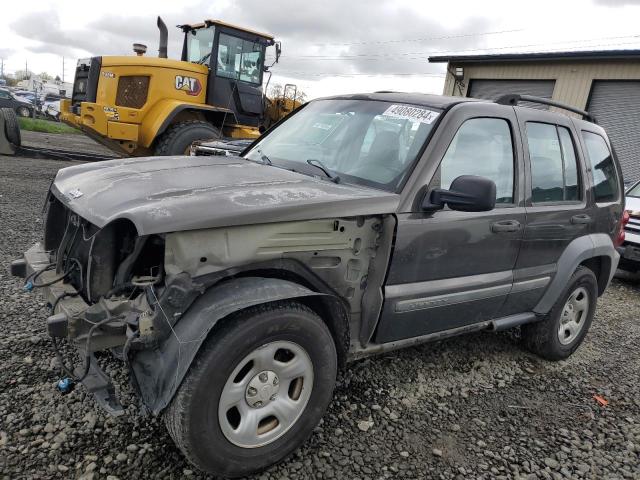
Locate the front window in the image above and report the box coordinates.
[432,118,514,204]
[245,99,440,191]
[186,26,215,65]
[216,33,265,85]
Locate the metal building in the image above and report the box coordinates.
[429,50,640,183]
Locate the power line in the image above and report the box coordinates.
[272,71,446,78]
[268,33,640,61]
[311,28,524,47]
[268,36,640,79]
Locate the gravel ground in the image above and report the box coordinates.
[1,155,639,480]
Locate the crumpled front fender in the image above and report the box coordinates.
[131,276,339,414]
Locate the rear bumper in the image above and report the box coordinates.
[12,243,126,416]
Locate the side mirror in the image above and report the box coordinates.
[423,175,496,212]
[275,41,282,63]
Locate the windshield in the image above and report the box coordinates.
[245,99,440,191]
[216,33,265,85]
[186,26,215,65]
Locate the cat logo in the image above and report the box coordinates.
[175,75,202,96]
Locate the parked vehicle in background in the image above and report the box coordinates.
[618,180,640,272]
[41,92,63,103]
[13,90,37,104]
[0,88,34,117]
[43,100,61,121]
[12,92,625,478]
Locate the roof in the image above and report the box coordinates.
[184,19,274,40]
[319,92,481,109]
[428,49,640,64]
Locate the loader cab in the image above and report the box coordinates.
[181,20,276,128]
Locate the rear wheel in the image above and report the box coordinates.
[164,301,337,478]
[522,266,597,360]
[154,120,220,156]
[1,108,21,147]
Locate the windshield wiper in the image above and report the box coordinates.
[197,52,211,65]
[306,159,340,183]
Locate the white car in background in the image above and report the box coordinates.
[618,180,640,273]
[43,100,61,121]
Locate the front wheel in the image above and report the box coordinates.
[522,266,597,360]
[154,120,220,155]
[16,106,31,118]
[164,301,338,478]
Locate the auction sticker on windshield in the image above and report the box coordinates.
[382,104,439,124]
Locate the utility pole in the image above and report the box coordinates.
[1,58,4,78]
[62,56,64,83]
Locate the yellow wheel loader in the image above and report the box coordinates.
[60,17,297,156]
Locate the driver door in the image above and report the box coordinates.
[374,108,526,343]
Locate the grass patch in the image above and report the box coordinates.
[17,117,80,135]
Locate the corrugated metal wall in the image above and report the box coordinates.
[443,60,640,111]
[588,81,640,182]
[467,79,555,109]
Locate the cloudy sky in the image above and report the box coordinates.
[2,0,640,98]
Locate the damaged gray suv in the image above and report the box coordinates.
[12,92,625,477]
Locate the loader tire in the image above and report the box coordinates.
[1,108,21,147]
[154,121,220,156]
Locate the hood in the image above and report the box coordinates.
[51,155,399,235]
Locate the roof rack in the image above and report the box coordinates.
[494,94,596,123]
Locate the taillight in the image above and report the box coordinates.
[615,210,630,246]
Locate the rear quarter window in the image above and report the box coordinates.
[582,131,619,203]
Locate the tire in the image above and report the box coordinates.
[164,301,338,478]
[154,120,220,156]
[522,266,598,360]
[1,108,21,147]
[16,106,31,118]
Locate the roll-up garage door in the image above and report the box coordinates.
[467,79,556,110]
[587,81,640,183]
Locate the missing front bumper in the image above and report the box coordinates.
[13,243,126,416]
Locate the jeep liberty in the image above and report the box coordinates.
[11,92,625,477]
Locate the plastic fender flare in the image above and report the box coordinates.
[130,276,343,414]
[533,233,620,314]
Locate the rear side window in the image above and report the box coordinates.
[435,118,514,204]
[582,131,619,202]
[526,122,581,203]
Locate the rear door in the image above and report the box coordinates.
[501,108,590,315]
[374,103,526,343]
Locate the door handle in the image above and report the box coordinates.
[491,220,521,233]
[570,214,592,225]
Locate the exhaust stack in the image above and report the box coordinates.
[157,16,168,59]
